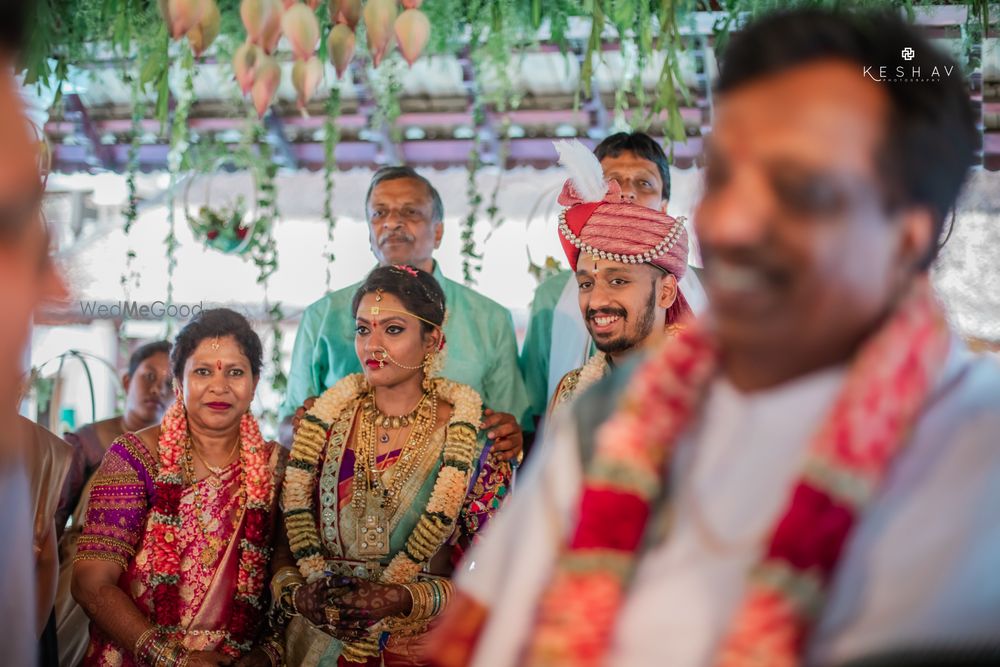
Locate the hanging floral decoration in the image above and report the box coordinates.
[461,75,485,286]
[21,0,991,152]
[164,46,196,337]
[183,148,263,257]
[323,88,342,290]
[246,120,287,432]
[187,194,258,254]
[116,77,144,409]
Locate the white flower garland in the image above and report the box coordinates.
[283,375,482,585]
[575,352,610,397]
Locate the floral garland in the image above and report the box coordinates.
[527,277,951,666]
[554,324,688,412]
[149,399,273,658]
[574,352,610,397]
[550,353,609,414]
[322,89,342,290]
[284,374,482,584]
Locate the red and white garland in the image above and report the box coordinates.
[527,277,950,666]
[149,400,273,658]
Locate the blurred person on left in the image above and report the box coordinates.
[15,406,72,666]
[72,309,286,667]
[0,9,71,666]
[54,340,172,667]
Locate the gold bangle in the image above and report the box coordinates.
[288,580,304,616]
[270,565,305,601]
[402,581,434,622]
[160,642,187,667]
[153,640,181,667]
[150,638,171,667]
[401,583,418,621]
[133,626,158,659]
[436,579,453,615]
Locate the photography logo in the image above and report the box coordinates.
[863,46,955,82]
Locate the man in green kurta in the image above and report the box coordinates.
[281,167,528,460]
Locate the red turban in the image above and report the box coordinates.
[557,178,692,322]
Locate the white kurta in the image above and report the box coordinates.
[458,339,1000,667]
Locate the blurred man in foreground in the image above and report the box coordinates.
[0,4,71,663]
[429,9,1000,667]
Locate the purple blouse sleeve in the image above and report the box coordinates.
[75,434,157,569]
[457,439,512,546]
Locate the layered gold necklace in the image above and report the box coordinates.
[352,387,438,559]
[182,437,244,568]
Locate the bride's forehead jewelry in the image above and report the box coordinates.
[368,306,441,330]
[368,292,441,331]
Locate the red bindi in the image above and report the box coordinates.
[216,360,222,371]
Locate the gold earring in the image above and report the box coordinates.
[421,353,434,392]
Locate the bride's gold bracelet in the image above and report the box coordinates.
[401,579,453,622]
[271,566,306,616]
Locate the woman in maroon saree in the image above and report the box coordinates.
[72,309,284,667]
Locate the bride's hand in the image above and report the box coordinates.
[323,576,413,640]
[293,577,347,627]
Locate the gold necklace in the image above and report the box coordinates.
[353,387,438,559]
[369,389,427,430]
[190,436,241,480]
[183,439,244,567]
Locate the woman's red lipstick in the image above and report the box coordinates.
[365,359,383,370]
[205,401,232,410]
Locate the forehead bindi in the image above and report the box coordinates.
[360,291,406,310]
[714,60,888,177]
[578,256,642,278]
[188,336,248,368]
[357,291,420,325]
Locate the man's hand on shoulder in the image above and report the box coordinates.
[481,409,523,463]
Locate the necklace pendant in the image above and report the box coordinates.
[357,503,389,558]
[379,431,390,444]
